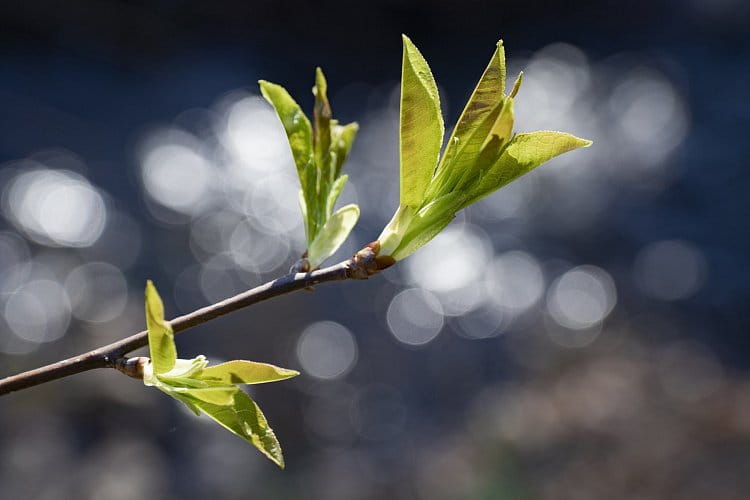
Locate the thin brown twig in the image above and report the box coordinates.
[0,245,385,396]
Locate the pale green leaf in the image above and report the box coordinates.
[482,97,514,150]
[178,386,239,406]
[472,131,592,202]
[190,391,285,468]
[509,71,523,98]
[159,383,239,406]
[298,188,308,234]
[399,34,444,207]
[325,175,348,217]
[377,205,415,257]
[170,391,202,416]
[313,67,332,172]
[259,80,314,194]
[424,98,506,201]
[391,215,455,262]
[331,122,358,179]
[158,356,208,380]
[145,281,176,375]
[437,40,506,175]
[197,360,299,385]
[390,192,465,260]
[307,204,360,269]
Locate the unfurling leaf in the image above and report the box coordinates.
[377,36,591,261]
[197,360,299,385]
[307,204,360,269]
[399,34,444,208]
[180,391,286,468]
[145,280,176,375]
[471,131,592,203]
[142,282,298,468]
[261,70,360,269]
[258,80,314,183]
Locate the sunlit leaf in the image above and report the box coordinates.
[169,385,239,406]
[425,98,506,200]
[325,175,348,217]
[391,192,465,261]
[436,40,506,178]
[158,356,208,380]
[378,205,416,257]
[483,97,514,150]
[471,130,592,202]
[190,391,286,468]
[197,360,299,385]
[331,122,358,179]
[145,281,176,375]
[259,79,316,236]
[307,204,360,269]
[313,67,332,173]
[399,34,444,207]
[259,80,314,180]
[377,38,592,263]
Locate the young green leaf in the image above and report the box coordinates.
[258,80,314,182]
[390,191,465,261]
[313,67,332,172]
[325,175,348,217]
[145,280,176,375]
[158,355,208,380]
[188,391,285,468]
[399,34,444,207]
[331,122,359,178]
[170,385,239,406]
[307,204,360,269]
[197,360,299,385]
[436,41,506,177]
[471,131,592,203]
[424,98,507,201]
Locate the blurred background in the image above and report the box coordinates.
[1,1,749,498]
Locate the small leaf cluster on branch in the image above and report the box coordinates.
[142,280,298,468]
[377,35,591,261]
[260,69,360,271]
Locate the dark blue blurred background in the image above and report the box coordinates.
[1,1,749,499]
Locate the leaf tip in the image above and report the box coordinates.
[509,71,523,98]
[314,67,327,92]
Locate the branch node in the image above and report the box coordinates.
[290,255,310,274]
[114,357,149,380]
[349,241,390,279]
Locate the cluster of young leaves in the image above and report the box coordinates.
[260,69,360,270]
[142,281,298,468]
[377,36,592,261]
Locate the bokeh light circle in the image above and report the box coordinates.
[386,288,444,346]
[297,321,358,379]
[4,168,107,247]
[547,265,617,330]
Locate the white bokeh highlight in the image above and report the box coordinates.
[297,321,358,380]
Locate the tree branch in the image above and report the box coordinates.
[0,248,383,396]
